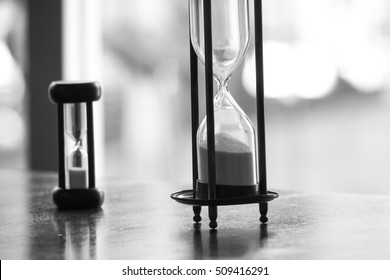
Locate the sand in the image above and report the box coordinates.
[198,133,256,186]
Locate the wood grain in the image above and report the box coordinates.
[0,169,389,259]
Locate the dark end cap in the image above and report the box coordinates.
[49,81,101,104]
[52,187,104,210]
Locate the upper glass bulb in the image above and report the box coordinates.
[190,0,250,83]
[65,103,87,142]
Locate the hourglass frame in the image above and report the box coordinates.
[49,81,104,210]
[171,0,278,229]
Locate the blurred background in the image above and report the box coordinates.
[1,0,390,194]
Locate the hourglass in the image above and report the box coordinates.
[49,81,104,209]
[171,0,278,229]
[193,0,256,195]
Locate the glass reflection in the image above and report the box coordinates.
[52,209,104,259]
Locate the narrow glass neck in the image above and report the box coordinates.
[215,76,231,92]
[214,77,236,112]
[74,139,83,149]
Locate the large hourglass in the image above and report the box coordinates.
[171,0,278,229]
[191,0,257,194]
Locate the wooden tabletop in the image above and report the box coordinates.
[0,169,389,260]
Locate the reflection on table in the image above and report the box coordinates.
[0,169,389,259]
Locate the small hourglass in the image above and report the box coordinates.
[190,0,257,196]
[49,81,104,209]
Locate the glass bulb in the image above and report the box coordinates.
[197,86,257,186]
[65,103,87,142]
[190,0,250,83]
[191,0,257,187]
[67,144,88,189]
[64,103,89,189]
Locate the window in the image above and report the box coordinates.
[0,0,26,169]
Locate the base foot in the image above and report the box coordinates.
[193,215,202,223]
[208,205,218,229]
[260,215,268,223]
[259,202,268,224]
[209,220,218,229]
[193,205,202,223]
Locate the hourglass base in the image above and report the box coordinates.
[171,189,278,206]
[52,187,104,210]
[170,186,278,229]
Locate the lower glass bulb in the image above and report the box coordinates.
[67,146,88,189]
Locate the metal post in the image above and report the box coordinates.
[254,0,268,223]
[204,0,218,229]
[86,102,96,189]
[189,0,201,221]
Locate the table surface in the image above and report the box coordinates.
[0,169,390,260]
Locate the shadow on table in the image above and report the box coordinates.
[190,223,270,259]
[28,208,104,259]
